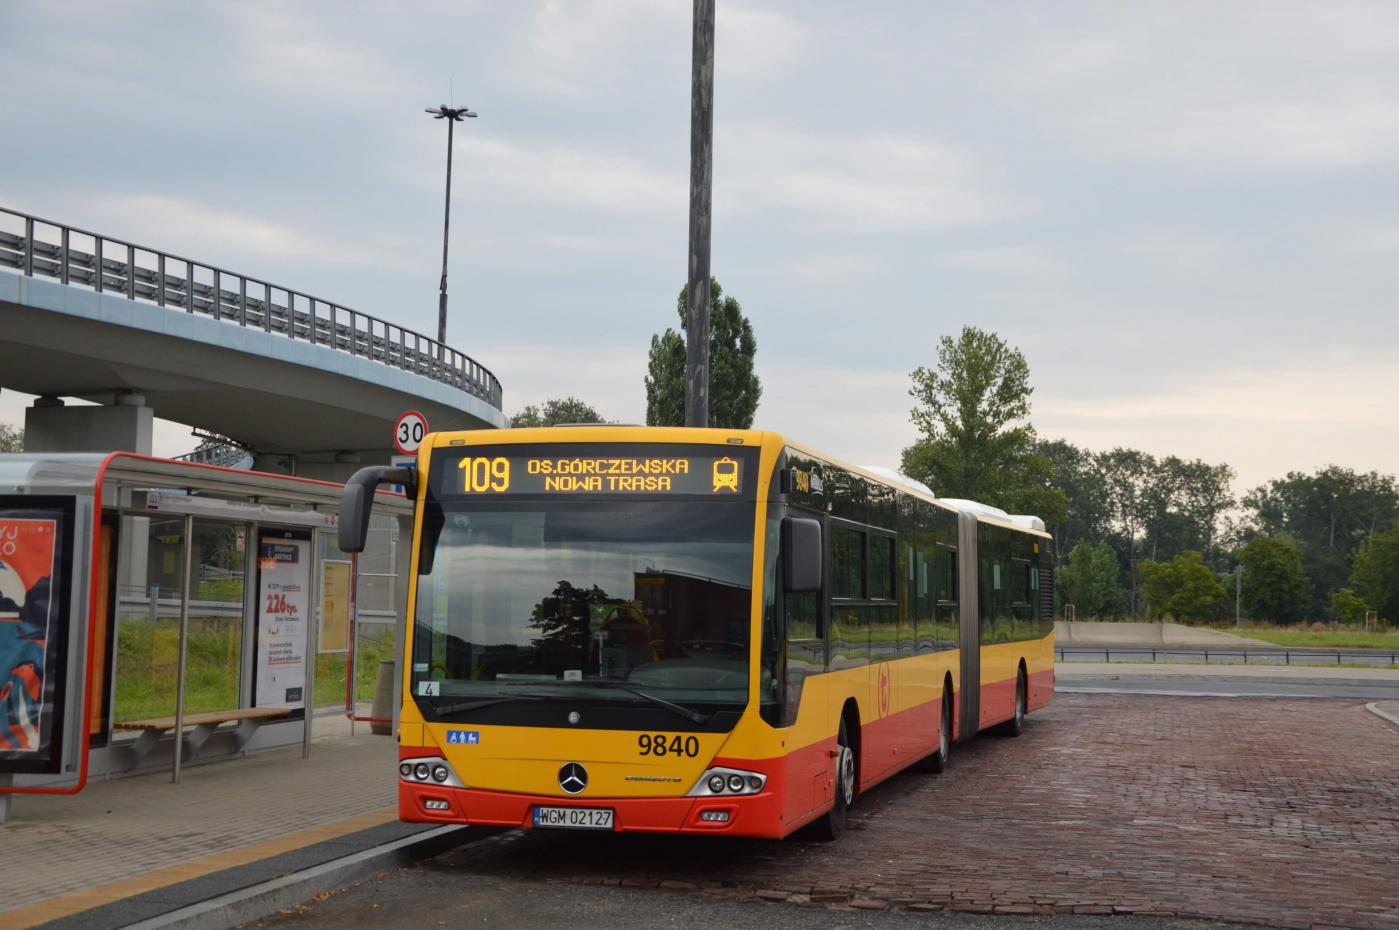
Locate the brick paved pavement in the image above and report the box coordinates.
[433,695,1399,930]
[0,720,398,924]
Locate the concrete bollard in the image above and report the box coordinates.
[370,660,395,736]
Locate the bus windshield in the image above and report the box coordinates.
[411,500,756,716]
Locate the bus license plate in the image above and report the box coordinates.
[533,806,615,830]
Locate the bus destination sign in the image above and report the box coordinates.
[434,451,746,497]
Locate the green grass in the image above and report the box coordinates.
[1232,629,1399,649]
[114,618,399,723]
[114,617,241,722]
[314,633,396,706]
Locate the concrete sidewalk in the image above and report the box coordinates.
[0,713,399,930]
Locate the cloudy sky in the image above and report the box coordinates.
[2,2,1397,493]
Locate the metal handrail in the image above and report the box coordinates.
[0,206,503,410]
[1057,646,1399,668]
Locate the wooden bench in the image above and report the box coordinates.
[114,707,292,769]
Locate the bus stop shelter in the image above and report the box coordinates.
[0,453,412,818]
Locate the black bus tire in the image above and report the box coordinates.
[996,670,1027,737]
[809,718,854,841]
[915,686,952,774]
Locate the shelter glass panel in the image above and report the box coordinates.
[113,515,186,725]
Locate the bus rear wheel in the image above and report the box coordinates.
[996,671,1027,737]
[810,718,854,841]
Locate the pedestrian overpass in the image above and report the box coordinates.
[0,207,506,481]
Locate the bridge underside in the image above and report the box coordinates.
[0,271,506,476]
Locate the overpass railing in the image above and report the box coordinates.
[0,206,503,410]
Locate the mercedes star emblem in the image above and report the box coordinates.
[567,711,581,725]
[558,762,588,794]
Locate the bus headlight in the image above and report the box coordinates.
[689,766,767,796]
[399,756,466,788]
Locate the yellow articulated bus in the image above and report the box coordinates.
[339,427,1054,840]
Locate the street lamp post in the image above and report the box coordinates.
[425,104,476,356]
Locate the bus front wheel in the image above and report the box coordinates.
[810,718,854,841]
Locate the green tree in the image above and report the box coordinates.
[1139,550,1227,623]
[1141,456,1236,568]
[0,423,21,452]
[1057,539,1124,619]
[1243,466,1399,619]
[511,397,605,428]
[1331,588,1371,626]
[1350,519,1399,622]
[645,329,685,428]
[900,326,1067,521]
[644,278,761,429]
[1034,438,1109,570]
[1237,536,1310,624]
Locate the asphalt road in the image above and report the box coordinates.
[1056,676,1399,699]
[258,869,1230,930]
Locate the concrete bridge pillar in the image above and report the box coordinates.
[24,392,154,455]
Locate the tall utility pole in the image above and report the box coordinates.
[425,104,477,354]
[684,0,715,428]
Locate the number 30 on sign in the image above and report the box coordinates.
[394,411,428,455]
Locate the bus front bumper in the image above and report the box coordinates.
[398,778,786,838]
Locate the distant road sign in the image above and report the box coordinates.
[394,411,428,455]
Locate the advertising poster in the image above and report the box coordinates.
[255,536,310,710]
[0,506,69,772]
[319,561,351,654]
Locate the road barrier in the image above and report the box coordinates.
[1057,646,1399,667]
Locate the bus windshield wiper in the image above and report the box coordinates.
[494,679,711,724]
[573,681,711,725]
[433,693,547,715]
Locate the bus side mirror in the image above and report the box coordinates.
[782,517,822,593]
[339,465,415,553]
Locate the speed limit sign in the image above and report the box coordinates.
[393,410,428,455]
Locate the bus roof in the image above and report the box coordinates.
[431,425,1049,536]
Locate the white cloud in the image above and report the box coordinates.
[1348,226,1399,252]
[717,4,810,80]
[397,135,685,215]
[77,194,408,272]
[507,0,685,98]
[941,246,1075,282]
[1001,3,1399,170]
[1118,233,1235,277]
[224,3,411,103]
[724,129,1018,232]
[779,254,886,283]
[751,359,915,470]
[1037,357,1399,490]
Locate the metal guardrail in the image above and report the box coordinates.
[1057,646,1399,668]
[0,206,503,410]
[174,431,254,468]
